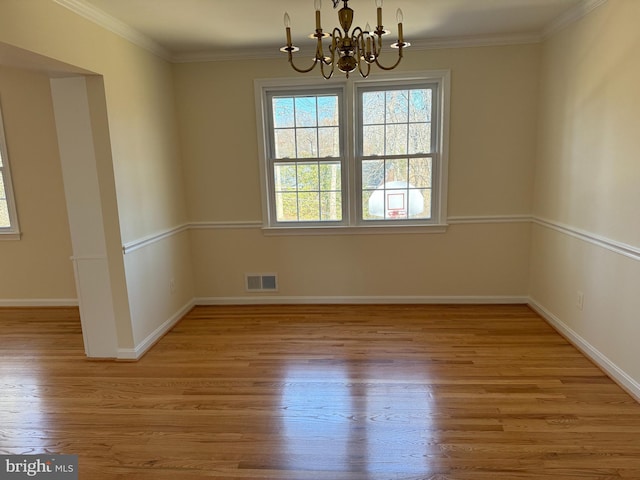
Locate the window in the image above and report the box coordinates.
[0,103,20,239]
[267,88,346,224]
[255,71,449,232]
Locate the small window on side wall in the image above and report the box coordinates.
[0,102,20,239]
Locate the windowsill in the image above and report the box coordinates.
[262,223,448,236]
[0,231,22,241]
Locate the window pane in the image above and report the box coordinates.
[362,189,375,220]
[362,160,384,189]
[274,163,297,191]
[386,90,409,124]
[297,162,319,191]
[298,192,320,221]
[363,125,384,156]
[273,159,343,224]
[320,191,342,221]
[274,128,295,158]
[386,158,408,183]
[409,89,431,123]
[408,188,432,220]
[385,124,408,155]
[0,172,8,227]
[295,97,317,127]
[319,162,341,191]
[317,96,339,126]
[362,91,385,124]
[408,123,431,154]
[408,158,432,188]
[273,97,294,128]
[296,128,318,158]
[0,200,9,228]
[276,192,299,222]
[318,127,339,158]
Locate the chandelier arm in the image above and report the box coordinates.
[352,28,365,58]
[319,57,335,79]
[288,52,321,74]
[357,58,371,78]
[373,47,405,71]
[314,33,328,64]
[373,33,384,56]
[354,30,373,65]
[353,31,371,77]
[326,32,339,65]
[332,27,343,42]
[328,27,343,66]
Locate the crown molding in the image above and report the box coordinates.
[409,32,541,51]
[52,0,608,65]
[542,0,608,38]
[170,32,542,64]
[172,46,284,64]
[53,0,173,62]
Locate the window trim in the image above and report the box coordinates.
[254,70,450,234]
[0,101,21,240]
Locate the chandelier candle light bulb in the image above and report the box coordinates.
[315,0,322,29]
[279,0,409,79]
[284,12,292,45]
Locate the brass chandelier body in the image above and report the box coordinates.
[280,0,410,79]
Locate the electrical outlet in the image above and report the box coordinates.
[170,278,176,294]
[576,291,584,310]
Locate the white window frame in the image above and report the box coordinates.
[262,84,349,228]
[0,102,20,240]
[255,70,450,235]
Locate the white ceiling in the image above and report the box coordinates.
[73,0,595,61]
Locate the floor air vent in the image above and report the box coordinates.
[245,274,278,292]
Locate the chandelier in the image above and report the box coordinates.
[280,0,410,79]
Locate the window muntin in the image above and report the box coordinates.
[0,104,19,237]
[267,89,345,224]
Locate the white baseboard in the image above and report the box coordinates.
[528,297,640,403]
[0,298,79,307]
[195,295,529,305]
[117,299,195,360]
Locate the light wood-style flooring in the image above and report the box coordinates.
[1,304,640,479]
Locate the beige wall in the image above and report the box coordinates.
[0,1,194,354]
[174,45,539,300]
[0,65,75,301]
[530,0,640,390]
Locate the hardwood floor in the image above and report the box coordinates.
[1,304,640,479]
